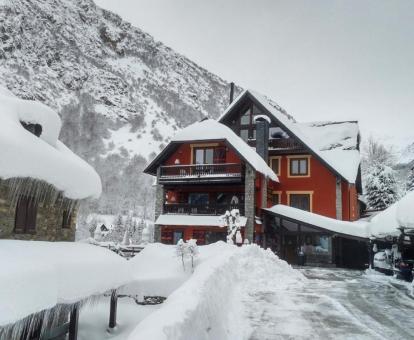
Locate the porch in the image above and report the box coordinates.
[163,202,245,215]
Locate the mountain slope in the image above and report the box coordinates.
[0,0,238,215]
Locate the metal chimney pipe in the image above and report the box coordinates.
[229,82,235,104]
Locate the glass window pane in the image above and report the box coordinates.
[270,158,279,174]
[240,108,250,125]
[240,129,249,141]
[300,159,308,174]
[291,160,299,174]
[195,149,204,164]
[205,149,214,164]
[290,194,310,211]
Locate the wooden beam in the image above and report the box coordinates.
[109,290,118,329]
[68,305,79,340]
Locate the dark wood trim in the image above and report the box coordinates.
[109,290,118,329]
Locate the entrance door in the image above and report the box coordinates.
[284,235,298,264]
[173,230,184,245]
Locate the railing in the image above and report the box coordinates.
[269,138,303,150]
[163,203,244,216]
[159,163,243,182]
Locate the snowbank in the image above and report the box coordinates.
[171,119,278,181]
[128,244,304,340]
[0,240,131,326]
[369,191,414,237]
[0,88,101,199]
[265,205,369,239]
[121,242,231,298]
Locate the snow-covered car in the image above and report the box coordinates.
[373,250,393,275]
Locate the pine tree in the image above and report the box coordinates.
[365,162,399,210]
[106,213,124,243]
[406,168,414,192]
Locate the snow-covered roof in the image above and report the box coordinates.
[368,191,414,238]
[0,88,101,200]
[155,214,248,227]
[219,90,361,184]
[170,119,278,181]
[265,205,369,239]
[0,240,132,326]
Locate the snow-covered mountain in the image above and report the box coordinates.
[0,0,239,214]
[399,142,414,166]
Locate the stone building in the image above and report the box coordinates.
[0,87,101,242]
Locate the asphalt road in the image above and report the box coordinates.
[247,267,414,340]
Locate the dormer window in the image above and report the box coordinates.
[21,121,42,137]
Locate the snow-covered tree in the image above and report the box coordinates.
[221,209,241,245]
[406,168,414,192]
[186,239,199,271]
[176,239,187,271]
[106,213,124,243]
[88,216,98,237]
[365,162,399,210]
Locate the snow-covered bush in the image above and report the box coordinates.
[221,209,241,245]
[176,239,187,271]
[186,239,199,271]
[365,162,399,210]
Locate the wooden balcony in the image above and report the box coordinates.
[158,163,244,184]
[163,203,244,216]
[247,138,303,151]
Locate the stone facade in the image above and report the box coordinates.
[153,181,164,243]
[0,180,77,241]
[244,164,256,242]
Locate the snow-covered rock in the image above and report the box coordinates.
[0,88,101,199]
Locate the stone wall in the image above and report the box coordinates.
[244,164,255,243]
[0,181,77,241]
[153,181,164,243]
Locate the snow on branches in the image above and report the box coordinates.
[406,168,414,192]
[365,162,399,210]
[221,209,243,245]
[175,238,199,271]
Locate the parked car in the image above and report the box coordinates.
[373,250,393,275]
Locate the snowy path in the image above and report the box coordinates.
[242,267,414,340]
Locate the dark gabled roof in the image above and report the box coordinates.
[218,89,361,188]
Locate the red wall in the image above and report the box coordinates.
[272,154,337,218]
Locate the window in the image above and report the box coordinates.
[213,147,226,163]
[240,129,249,141]
[188,193,209,205]
[240,108,251,125]
[62,210,72,229]
[269,157,281,176]
[14,196,37,233]
[271,192,280,206]
[289,193,311,212]
[173,230,184,245]
[194,148,214,164]
[289,157,310,177]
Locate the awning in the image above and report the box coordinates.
[155,214,247,227]
[263,205,369,240]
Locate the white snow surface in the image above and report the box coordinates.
[0,89,101,199]
[265,205,369,239]
[155,214,247,227]
[219,90,360,183]
[171,119,278,181]
[0,240,131,326]
[369,191,414,237]
[128,243,304,340]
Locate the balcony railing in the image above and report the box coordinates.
[268,138,303,150]
[163,203,244,216]
[159,163,243,183]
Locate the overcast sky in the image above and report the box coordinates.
[95,0,414,149]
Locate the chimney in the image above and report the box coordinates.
[254,115,270,163]
[229,82,235,104]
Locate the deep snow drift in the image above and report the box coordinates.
[0,87,101,199]
[0,240,131,326]
[128,243,304,340]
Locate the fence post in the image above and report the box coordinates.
[69,304,79,340]
[109,290,118,329]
